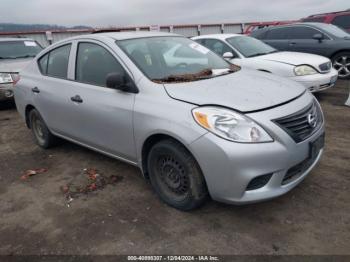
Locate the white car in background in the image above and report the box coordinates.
[192,34,338,92]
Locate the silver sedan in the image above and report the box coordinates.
[14,32,325,210]
[0,38,42,101]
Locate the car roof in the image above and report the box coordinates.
[0,38,35,42]
[261,22,328,30]
[251,22,328,35]
[192,34,242,41]
[304,9,350,18]
[72,31,181,41]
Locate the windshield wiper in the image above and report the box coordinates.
[13,55,36,59]
[247,52,269,58]
[0,55,35,59]
[0,56,16,59]
[152,69,213,83]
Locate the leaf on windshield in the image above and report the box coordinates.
[229,64,241,72]
[152,69,213,83]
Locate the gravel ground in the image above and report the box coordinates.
[0,81,349,255]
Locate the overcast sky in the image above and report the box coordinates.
[1,0,349,27]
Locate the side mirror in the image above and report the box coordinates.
[106,73,138,93]
[313,33,324,42]
[223,52,234,59]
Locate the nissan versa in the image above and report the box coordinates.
[14,32,325,210]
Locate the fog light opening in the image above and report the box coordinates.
[246,173,273,191]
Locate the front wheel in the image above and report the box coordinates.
[147,139,208,211]
[332,52,350,79]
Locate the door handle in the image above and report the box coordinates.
[32,87,40,93]
[289,42,297,46]
[71,95,83,103]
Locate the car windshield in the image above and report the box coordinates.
[0,40,43,59]
[226,36,277,58]
[317,23,350,38]
[117,36,236,82]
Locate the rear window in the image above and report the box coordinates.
[0,40,42,59]
[332,14,350,29]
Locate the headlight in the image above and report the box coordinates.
[294,65,317,76]
[0,73,13,84]
[192,107,273,143]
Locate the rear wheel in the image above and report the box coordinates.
[29,109,57,149]
[147,139,208,211]
[332,52,350,79]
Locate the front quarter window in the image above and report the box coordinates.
[117,36,237,83]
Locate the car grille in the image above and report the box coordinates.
[273,101,323,143]
[319,61,332,73]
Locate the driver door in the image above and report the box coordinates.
[64,41,137,162]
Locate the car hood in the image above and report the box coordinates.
[258,51,329,67]
[163,69,306,112]
[0,58,33,73]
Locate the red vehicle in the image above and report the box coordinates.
[244,21,296,35]
[301,10,350,32]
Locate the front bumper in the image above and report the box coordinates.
[0,83,15,101]
[189,92,325,204]
[290,69,338,93]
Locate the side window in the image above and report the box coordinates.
[202,39,232,56]
[38,53,49,75]
[194,39,205,45]
[76,42,125,87]
[332,15,350,29]
[264,28,289,40]
[47,45,71,79]
[288,27,320,39]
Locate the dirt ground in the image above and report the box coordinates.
[0,81,349,256]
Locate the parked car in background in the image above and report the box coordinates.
[244,21,297,35]
[251,23,350,79]
[14,32,325,210]
[301,10,350,32]
[193,34,338,92]
[0,38,42,101]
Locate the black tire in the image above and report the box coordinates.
[147,139,208,211]
[332,52,350,79]
[29,109,57,149]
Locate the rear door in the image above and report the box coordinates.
[63,41,137,162]
[34,43,75,134]
[261,27,290,51]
